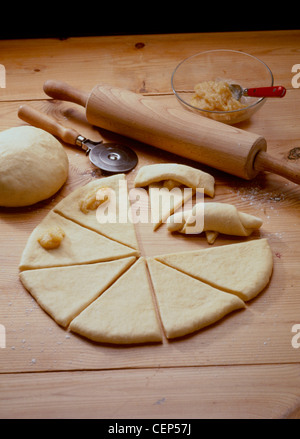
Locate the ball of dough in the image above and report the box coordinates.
[0,126,69,207]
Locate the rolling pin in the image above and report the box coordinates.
[43,80,300,184]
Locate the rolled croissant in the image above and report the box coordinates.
[167,202,263,244]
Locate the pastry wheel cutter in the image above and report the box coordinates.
[18,104,138,173]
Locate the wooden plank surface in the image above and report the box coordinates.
[1,364,300,419]
[0,30,299,100]
[1,30,300,419]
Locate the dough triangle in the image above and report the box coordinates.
[54,174,139,250]
[19,257,136,327]
[155,239,273,301]
[19,211,138,271]
[147,258,245,339]
[69,258,162,344]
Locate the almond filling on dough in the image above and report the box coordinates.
[38,226,65,249]
[79,187,110,214]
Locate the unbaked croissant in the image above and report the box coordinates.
[167,202,263,244]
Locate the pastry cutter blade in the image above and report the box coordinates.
[77,136,138,173]
[18,104,138,173]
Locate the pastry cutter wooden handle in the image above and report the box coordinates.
[43,80,300,185]
[18,104,138,173]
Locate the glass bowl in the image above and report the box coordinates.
[171,49,274,124]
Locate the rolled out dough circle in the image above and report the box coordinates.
[0,126,69,207]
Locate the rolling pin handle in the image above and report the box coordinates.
[254,150,300,185]
[43,80,89,108]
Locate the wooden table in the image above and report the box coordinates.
[1,30,300,420]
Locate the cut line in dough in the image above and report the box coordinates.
[147,258,245,339]
[154,239,273,301]
[19,210,139,271]
[54,174,139,250]
[69,258,163,344]
[19,257,136,327]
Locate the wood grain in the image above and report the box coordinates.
[0,365,299,419]
[0,31,299,101]
[0,30,300,419]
